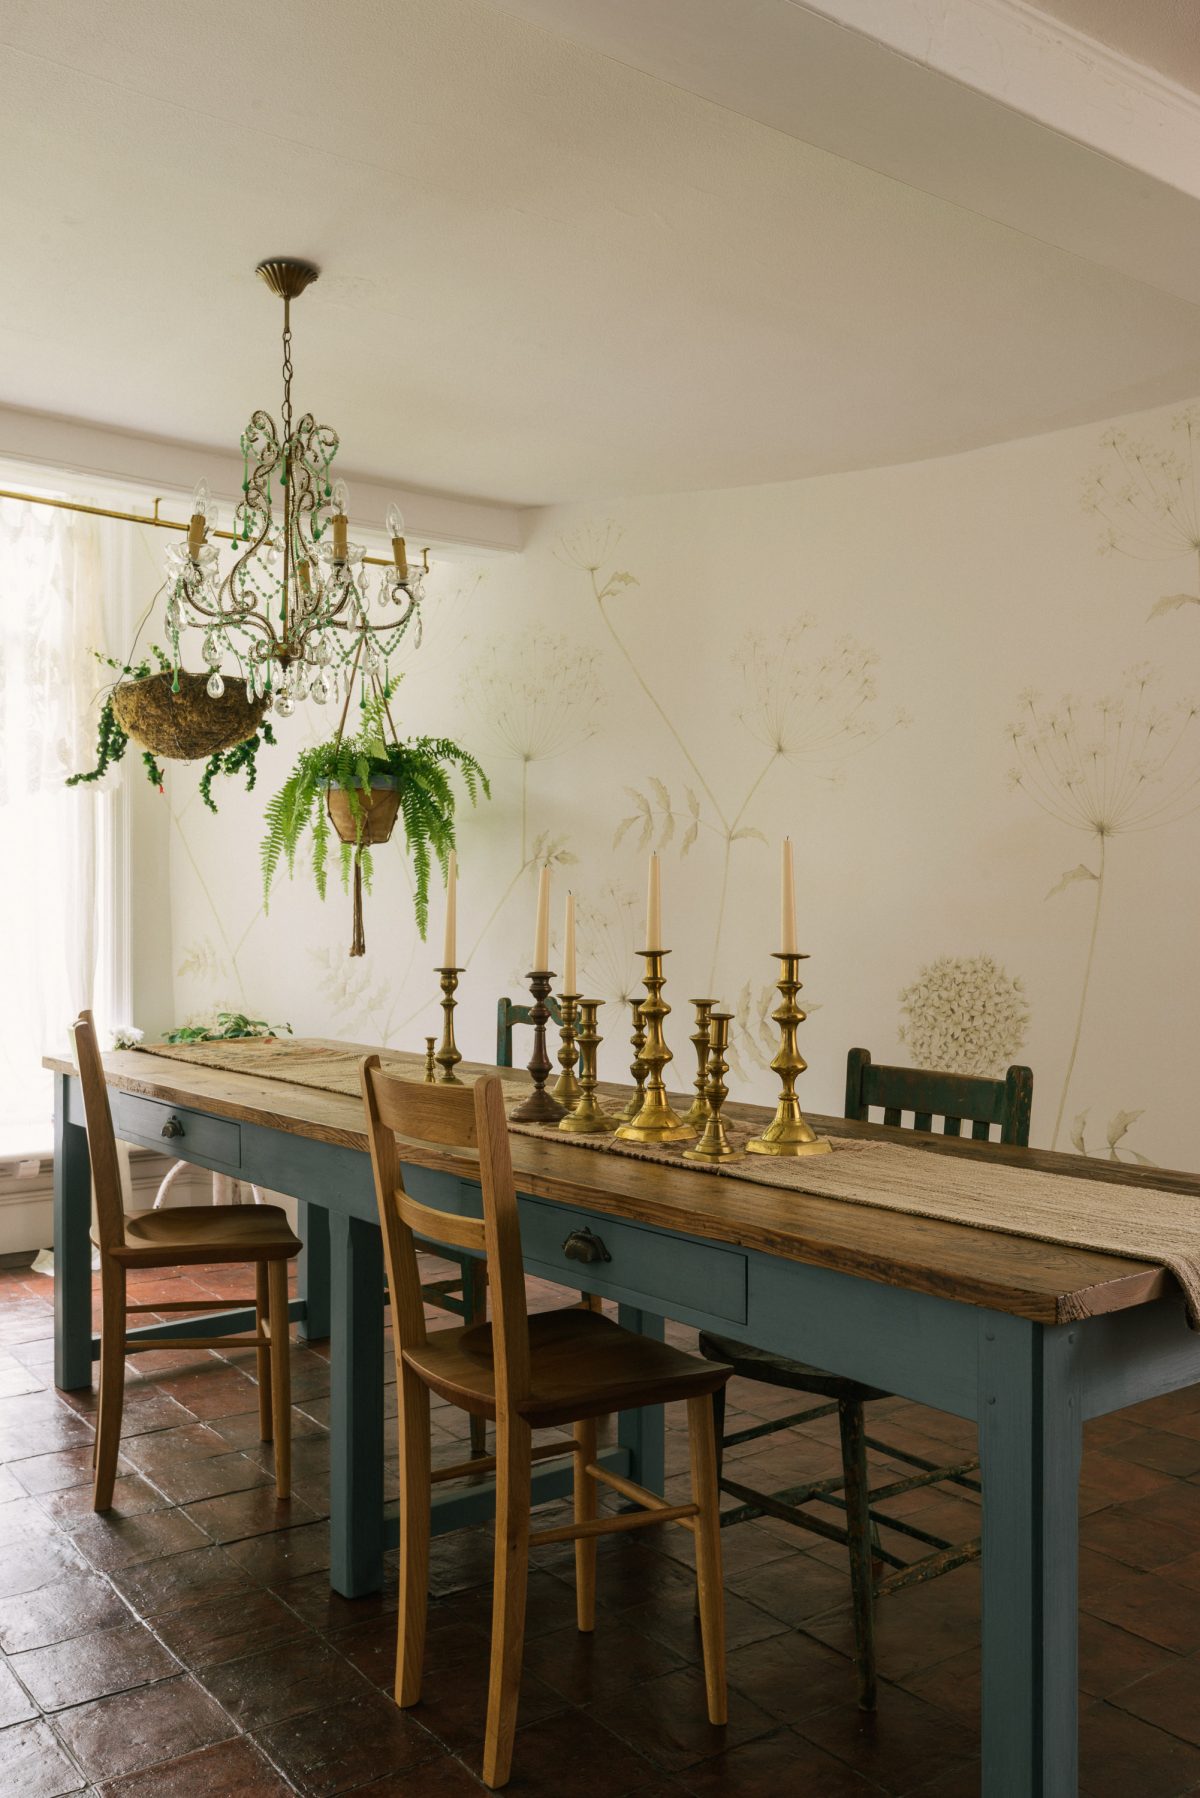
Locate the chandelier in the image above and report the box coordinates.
[164,258,426,717]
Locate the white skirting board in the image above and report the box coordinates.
[0,1149,214,1256]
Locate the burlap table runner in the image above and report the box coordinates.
[138,1038,1200,1324]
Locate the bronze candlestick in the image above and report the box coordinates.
[552,993,582,1109]
[615,950,695,1145]
[683,999,718,1128]
[620,998,648,1121]
[685,1011,738,1161]
[746,952,831,1157]
[559,1000,618,1134]
[511,970,566,1123]
[434,967,463,1085]
[423,1037,437,1084]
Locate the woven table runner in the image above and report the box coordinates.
[138,1038,1200,1324]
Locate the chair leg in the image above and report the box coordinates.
[687,1393,727,1726]
[573,1416,597,1632]
[482,1415,532,1790]
[256,1262,273,1443]
[711,1381,728,1485]
[395,1364,432,1707]
[267,1260,291,1500]
[838,1397,877,1711]
[93,1259,126,1512]
[463,1257,488,1459]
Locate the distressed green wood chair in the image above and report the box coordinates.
[698,1047,1034,1710]
[495,994,563,1068]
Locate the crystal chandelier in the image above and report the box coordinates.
[164,258,426,717]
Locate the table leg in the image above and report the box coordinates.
[617,1305,665,1495]
[979,1313,1081,1798]
[297,1201,331,1342]
[329,1210,385,1598]
[53,1072,93,1391]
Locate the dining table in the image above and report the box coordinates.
[45,1037,1200,1798]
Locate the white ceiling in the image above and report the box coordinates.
[1031,0,1200,90]
[3,0,1200,508]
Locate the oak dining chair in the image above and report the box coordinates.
[361,1059,731,1789]
[71,1012,301,1511]
[698,1048,1034,1710]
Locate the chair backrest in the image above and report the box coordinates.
[71,1013,127,1252]
[360,1059,530,1410]
[495,995,564,1067]
[844,1047,1033,1146]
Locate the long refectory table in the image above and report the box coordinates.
[47,1042,1200,1798]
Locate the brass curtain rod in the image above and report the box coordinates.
[0,484,415,570]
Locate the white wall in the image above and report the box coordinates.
[159,396,1200,1170]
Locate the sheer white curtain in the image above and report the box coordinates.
[0,494,108,1150]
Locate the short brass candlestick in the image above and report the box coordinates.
[620,998,648,1121]
[435,968,464,1084]
[616,950,696,1145]
[553,993,582,1109]
[559,1000,618,1134]
[423,1037,437,1083]
[685,1011,738,1161]
[511,971,566,1123]
[746,952,831,1157]
[683,999,719,1127]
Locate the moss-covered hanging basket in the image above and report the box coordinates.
[111,670,267,762]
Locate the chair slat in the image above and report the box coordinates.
[913,1111,932,1133]
[943,1116,961,1137]
[368,1072,479,1147]
[395,1191,487,1255]
[971,1118,992,1141]
[883,1106,902,1128]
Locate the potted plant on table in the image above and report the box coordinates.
[260,678,488,955]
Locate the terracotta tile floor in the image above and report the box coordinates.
[0,1255,1199,1795]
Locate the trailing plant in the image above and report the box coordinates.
[67,647,276,808]
[261,682,489,938]
[163,1011,292,1044]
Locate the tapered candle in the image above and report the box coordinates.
[646,852,662,951]
[563,891,577,992]
[533,865,551,970]
[442,849,457,967]
[780,837,797,954]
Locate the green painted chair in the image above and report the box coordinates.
[495,994,563,1068]
[697,1047,1034,1711]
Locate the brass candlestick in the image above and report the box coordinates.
[511,970,566,1123]
[746,952,831,1157]
[620,998,648,1121]
[423,1037,437,1083]
[685,1011,738,1161]
[615,950,696,1144]
[553,993,582,1109]
[435,968,464,1084]
[559,1000,619,1134]
[683,999,718,1127]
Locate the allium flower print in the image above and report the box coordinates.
[897,954,1029,1079]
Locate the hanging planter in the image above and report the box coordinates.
[326,775,403,956]
[110,668,267,762]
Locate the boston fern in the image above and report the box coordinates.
[260,692,488,939]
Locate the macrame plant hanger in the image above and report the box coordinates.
[327,633,402,957]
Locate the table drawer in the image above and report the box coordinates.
[518,1195,748,1325]
[114,1092,242,1170]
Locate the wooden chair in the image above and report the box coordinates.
[697,1048,1034,1711]
[495,993,562,1067]
[71,1013,301,1512]
[361,1059,730,1789]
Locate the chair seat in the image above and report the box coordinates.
[407,1306,731,1429]
[107,1203,301,1266]
[697,1331,889,1404]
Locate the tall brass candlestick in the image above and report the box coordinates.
[620,998,648,1121]
[435,968,463,1085]
[511,971,566,1123]
[683,999,718,1127]
[615,950,695,1145]
[559,1000,618,1134]
[423,1037,437,1084]
[552,993,582,1109]
[685,1011,738,1161]
[746,952,831,1157]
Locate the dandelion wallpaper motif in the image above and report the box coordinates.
[158,390,1200,1169]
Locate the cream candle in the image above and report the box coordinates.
[441,849,457,967]
[533,865,551,970]
[646,853,662,951]
[780,837,797,954]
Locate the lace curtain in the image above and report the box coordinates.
[0,495,106,1149]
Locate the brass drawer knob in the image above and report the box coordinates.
[160,1116,185,1139]
[562,1227,611,1265]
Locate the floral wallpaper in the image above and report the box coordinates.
[149,394,1200,1171]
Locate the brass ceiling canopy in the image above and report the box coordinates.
[255,258,320,303]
